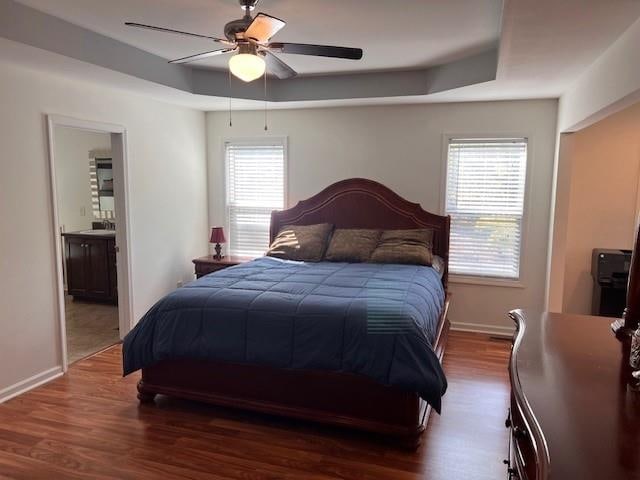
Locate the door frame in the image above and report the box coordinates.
[46,114,134,372]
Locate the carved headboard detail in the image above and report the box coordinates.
[270,178,450,289]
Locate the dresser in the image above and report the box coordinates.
[507,310,640,479]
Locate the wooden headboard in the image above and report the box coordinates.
[270,178,450,289]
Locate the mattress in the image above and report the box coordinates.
[123,257,447,411]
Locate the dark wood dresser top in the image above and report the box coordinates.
[509,310,640,479]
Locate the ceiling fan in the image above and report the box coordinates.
[125,0,364,83]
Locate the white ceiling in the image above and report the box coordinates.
[7,0,640,108]
[486,0,640,99]
[15,0,502,74]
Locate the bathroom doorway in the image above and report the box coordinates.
[47,115,133,370]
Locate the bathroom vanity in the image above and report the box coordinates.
[62,231,117,303]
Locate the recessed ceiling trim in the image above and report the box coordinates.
[0,0,193,91]
[0,0,498,103]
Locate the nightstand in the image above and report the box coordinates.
[192,255,253,278]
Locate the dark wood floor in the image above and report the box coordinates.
[0,331,511,479]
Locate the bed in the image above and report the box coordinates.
[124,178,450,447]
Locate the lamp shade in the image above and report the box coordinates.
[209,226,226,244]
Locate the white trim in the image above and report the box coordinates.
[440,133,533,286]
[111,130,136,341]
[451,321,515,338]
[46,115,134,374]
[47,114,125,134]
[45,117,69,372]
[0,367,63,403]
[450,274,524,289]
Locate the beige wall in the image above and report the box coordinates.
[0,62,208,400]
[552,102,640,314]
[53,126,111,233]
[547,18,640,312]
[207,100,558,335]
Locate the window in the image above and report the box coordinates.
[444,138,527,280]
[225,139,286,257]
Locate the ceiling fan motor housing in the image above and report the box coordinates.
[237,43,258,56]
[224,0,260,40]
[239,0,259,9]
[224,17,252,41]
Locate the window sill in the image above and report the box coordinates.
[449,274,525,289]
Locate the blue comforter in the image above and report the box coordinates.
[123,257,447,412]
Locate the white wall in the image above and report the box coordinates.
[550,102,640,314]
[546,132,574,311]
[53,126,111,233]
[207,100,558,335]
[559,17,640,132]
[0,61,208,399]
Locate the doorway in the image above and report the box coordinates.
[46,115,133,371]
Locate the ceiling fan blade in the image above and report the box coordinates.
[260,50,296,79]
[125,22,231,45]
[244,13,286,42]
[267,42,363,60]
[168,48,237,64]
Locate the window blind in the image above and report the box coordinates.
[445,138,527,279]
[225,140,285,257]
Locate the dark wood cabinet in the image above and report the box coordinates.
[66,236,88,296]
[85,238,109,296]
[108,240,117,302]
[63,233,117,303]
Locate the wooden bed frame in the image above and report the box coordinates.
[137,178,451,448]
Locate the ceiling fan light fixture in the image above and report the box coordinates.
[229,45,265,82]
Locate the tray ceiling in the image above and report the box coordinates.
[2,0,640,107]
[14,0,502,75]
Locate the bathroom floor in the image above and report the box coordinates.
[65,295,120,364]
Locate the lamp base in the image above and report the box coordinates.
[214,243,224,260]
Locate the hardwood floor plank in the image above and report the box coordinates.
[0,331,511,479]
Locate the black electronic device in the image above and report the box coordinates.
[591,248,632,317]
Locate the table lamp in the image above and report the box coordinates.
[210,226,226,260]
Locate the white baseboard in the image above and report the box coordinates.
[451,321,514,338]
[0,366,63,403]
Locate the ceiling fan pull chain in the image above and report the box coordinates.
[228,69,233,127]
[264,72,268,131]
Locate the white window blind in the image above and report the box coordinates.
[445,138,527,280]
[225,139,285,257]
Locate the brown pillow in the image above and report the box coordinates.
[325,229,382,263]
[369,229,434,266]
[266,223,333,262]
